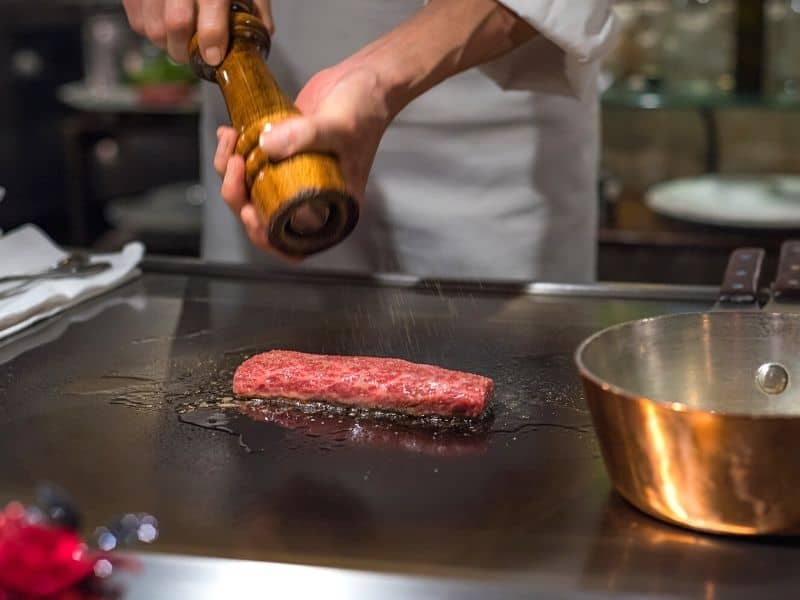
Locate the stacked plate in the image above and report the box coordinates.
[645,175,800,229]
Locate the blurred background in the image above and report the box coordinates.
[0,0,798,283]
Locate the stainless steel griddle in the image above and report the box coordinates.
[1,257,799,598]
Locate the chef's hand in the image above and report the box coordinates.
[214,0,535,258]
[122,0,273,64]
[214,63,392,255]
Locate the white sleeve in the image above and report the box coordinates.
[479,1,619,101]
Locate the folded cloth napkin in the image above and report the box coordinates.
[0,224,144,341]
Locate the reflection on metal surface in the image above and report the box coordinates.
[115,552,549,600]
[178,400,490,457]
[580,493,800,598]
[642,402,688,524]
[577,311,800,535]
[0,293,147,366]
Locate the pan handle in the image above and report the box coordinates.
[764,240,800,313]
[714,247,765,310]
[772,240,800,302]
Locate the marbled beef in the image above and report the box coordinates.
[233,350,493,418]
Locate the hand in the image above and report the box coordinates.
[212,0,535,259]
[214,62,393,257]
[122,0,273,65]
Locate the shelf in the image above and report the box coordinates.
[600,195,792,249]
[602,86,800,111]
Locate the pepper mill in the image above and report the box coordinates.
[188,0,358,257]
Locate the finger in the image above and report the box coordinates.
[254,0,275,35]
[197,0,230,66]
[123,0,146,34]
[213,127,239,177]
[221,155,249,215]
[164,0,195,62]
[142,0,168,48]
[259,117,337,162]
[240,204,272,252]
[240,205,303,263]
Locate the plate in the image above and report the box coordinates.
[106,182,203,234]
[57,82,200,115]
[645,175,800,229]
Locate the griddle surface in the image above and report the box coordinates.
[1,269,798,597]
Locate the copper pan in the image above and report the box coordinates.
[576,242,800,535]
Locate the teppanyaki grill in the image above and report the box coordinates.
[5,258,800,596]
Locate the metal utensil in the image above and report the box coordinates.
[0,252,112,285]
[0,252,113,301]
[576,242,800,536]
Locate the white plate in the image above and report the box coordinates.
[57,82,200,115]
[106,182,203,234]
[645,175,800,229]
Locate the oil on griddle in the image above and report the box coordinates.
[169,345,592,457]
[73,282,593,458]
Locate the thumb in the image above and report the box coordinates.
[196,0,230,66]
[258,117,337,161]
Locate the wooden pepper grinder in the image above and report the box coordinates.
[188,0,358,257]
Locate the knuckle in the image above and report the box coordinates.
[283,127,298,154]
[144,21,167,44]
[122,0,141,26]
[336,114,361,140]
[164,7,193,34]
[223,130,238,148]
[221,178,233,199]
[286,120,311,154]
[126,14,145,35]
[198,22,227,44]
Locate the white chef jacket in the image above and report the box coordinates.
[200,1,617,282]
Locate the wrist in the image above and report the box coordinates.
[340,39,420,120]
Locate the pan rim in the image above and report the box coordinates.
[574,310,800,420]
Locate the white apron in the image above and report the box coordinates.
[201,1,617,282]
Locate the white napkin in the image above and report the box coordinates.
[0,224,145,341]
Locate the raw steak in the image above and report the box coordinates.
[233,350,493,418]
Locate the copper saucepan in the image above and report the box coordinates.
[576,242,800,535]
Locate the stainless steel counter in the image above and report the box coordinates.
[0,259,797,598]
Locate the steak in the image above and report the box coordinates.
[233,350,493,418]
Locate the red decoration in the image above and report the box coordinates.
[0,502,98,598]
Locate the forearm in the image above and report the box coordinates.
[344,0,538,118]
